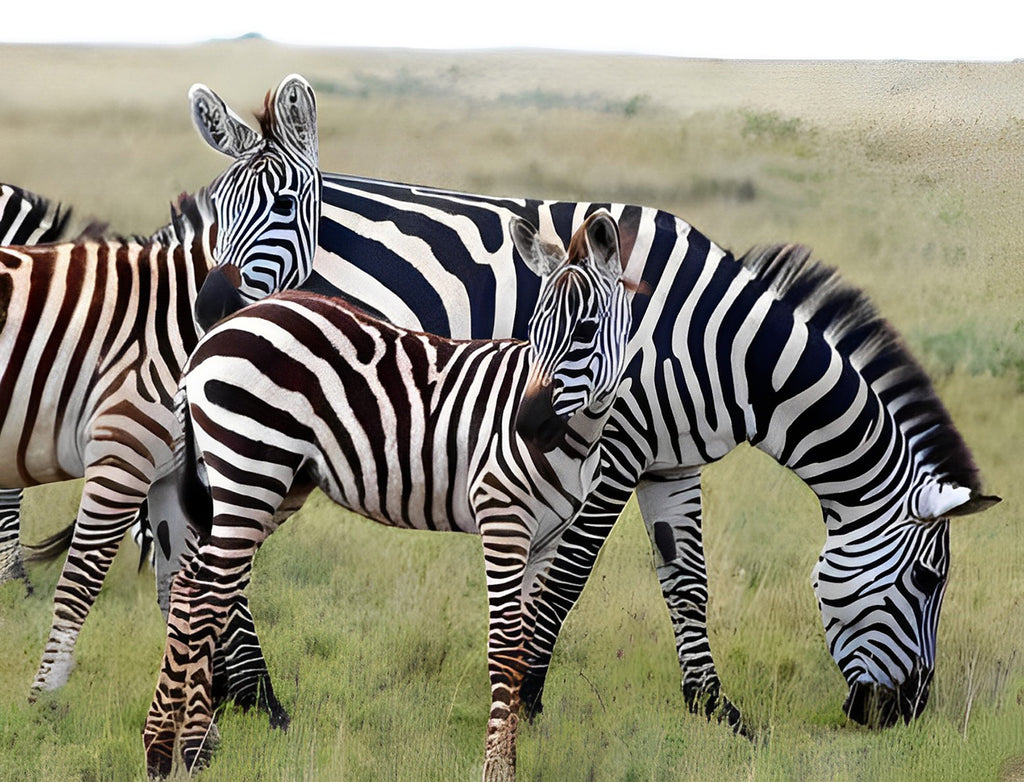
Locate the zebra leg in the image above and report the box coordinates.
[143,566,201,778]
[208,478,313,730]
[479,515,533,782]
[517,478,633,719]
[636,472,749,737]
[144,559,229,778]
[144,520,269,777]
[0,488,28,592]
[211,595,290,729]
[30,467,143,696]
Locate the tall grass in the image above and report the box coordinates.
[0,44,1020,780]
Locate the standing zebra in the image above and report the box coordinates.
[143,211,635,780]
[0,183,72,590]
[192,169,999,729]
[0,73,321,699]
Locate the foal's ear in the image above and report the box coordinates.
[510,216,566,277]
[189,83,261,159]
[271,74,319,167]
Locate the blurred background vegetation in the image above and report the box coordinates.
[0,40,1020,780]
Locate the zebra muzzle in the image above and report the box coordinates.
[515,379,569,453]
[842,666,931,727]
[195,265,246,332]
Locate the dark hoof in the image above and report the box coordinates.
[269,705,291,731]
[519,669,546,722]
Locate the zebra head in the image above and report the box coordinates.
[812,474,999,727]
[510,211,633,452]
[190,74,322,331]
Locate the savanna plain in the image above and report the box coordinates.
[0,41,1021,781]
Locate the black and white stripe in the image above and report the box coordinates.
[0,183,72,590]
[143,212,634,779]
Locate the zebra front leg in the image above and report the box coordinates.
[636,473,750,738]
[517,480,633,719]
[479,515,533,782]
[31,468,143,696]
[0,488,28,592]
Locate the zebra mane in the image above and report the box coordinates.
[4,184,73,244]
[740,243,981,492]
[147,189,213,247]
[255,90,280,144]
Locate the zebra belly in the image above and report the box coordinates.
[184,295,530,536]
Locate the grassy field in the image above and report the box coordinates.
[0,41,1021,780]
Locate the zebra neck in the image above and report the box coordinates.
[568,405,615,452]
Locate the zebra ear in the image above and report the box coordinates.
[189,83,261,159]
[916,480,1002,521]
[945,491,1001,518]
[272,74,319,166]
[583,211,623,278]
[510,216,565,277]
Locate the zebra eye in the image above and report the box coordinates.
[271,196,296,217]
[911,561,943,594]
[572,320,599,344]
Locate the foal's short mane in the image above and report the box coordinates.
[256,90,280,144]
[740,243,981,492]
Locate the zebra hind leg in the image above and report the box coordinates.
[144,564,222,778]
[212,595,291,729]
[31,475,142,696]
[208,475,313,731]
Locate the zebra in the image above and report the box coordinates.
[0,73,321,700]
[191,169,1000,731]
[142,211,635,780]
[0,183,73,590]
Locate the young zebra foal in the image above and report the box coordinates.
[143,211,635,781]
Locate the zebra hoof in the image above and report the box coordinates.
[519,669,545,722]
[183,722,220,774]
[0,545,31,595]
[683,684,755,741]
[269,704,291,731]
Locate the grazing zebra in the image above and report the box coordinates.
[0,183,72,590]
[143,211,635,780]
[191,170,999,731]
[0,73,321,699]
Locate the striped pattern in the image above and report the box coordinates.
[0,183,71,589]
[1,195,211,696]
[0,72,322,700]
[190,168,997,732]
[142,212,633,780]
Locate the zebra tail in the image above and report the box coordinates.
[23,522,76,563]
[177,390,213,544]
[136,499,152,572]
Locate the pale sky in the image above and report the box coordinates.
[3,0,1022,61]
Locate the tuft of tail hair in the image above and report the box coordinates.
[23,523,76,564]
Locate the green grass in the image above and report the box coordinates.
[3,427,1020,780]
[0,44,1021,781]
